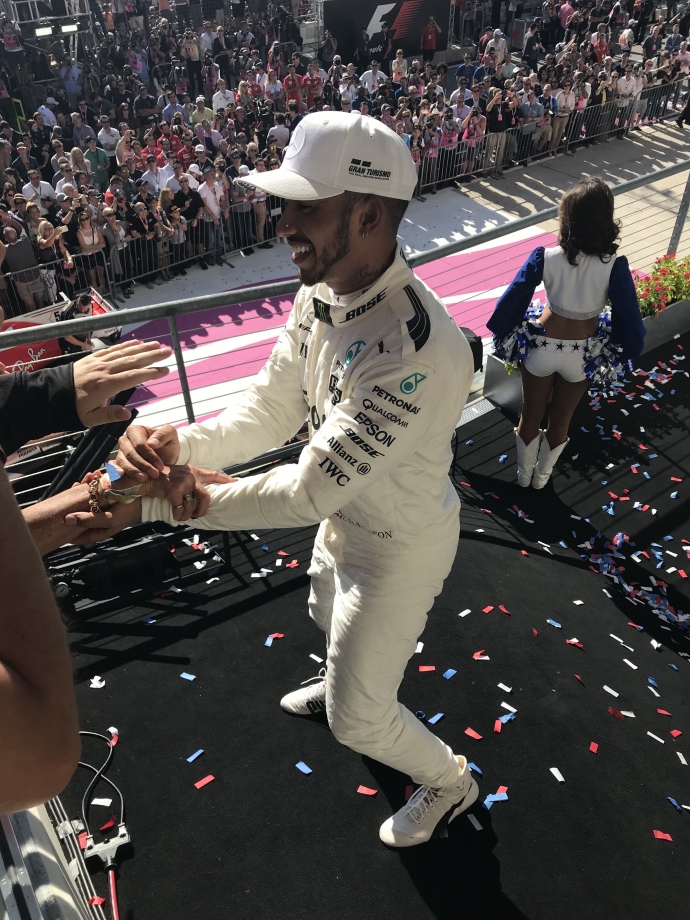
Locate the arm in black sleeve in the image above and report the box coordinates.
[0,363,83,456]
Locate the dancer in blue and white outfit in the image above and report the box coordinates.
[488,176,646,489]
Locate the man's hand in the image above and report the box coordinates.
[114,422,181,480]
[73,340,172,427]
[140,464,236,521]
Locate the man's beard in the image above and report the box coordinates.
[297,196,355,287]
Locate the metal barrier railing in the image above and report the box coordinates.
[2,250,114,319]
[1,157,689,429]
[417,80,688,193]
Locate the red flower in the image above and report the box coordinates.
[660,269,668,275]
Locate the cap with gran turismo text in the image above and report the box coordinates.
[243,111,417,202]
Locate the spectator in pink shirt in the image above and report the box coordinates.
[559,1,575,35]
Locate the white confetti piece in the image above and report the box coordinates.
[647,732,665,744]
[667,567,678,574]
[573,600,584,606]
[260,568,273,574]
[459,609,471,617]
[622,644,635,652]
[603,589,612,598]
[475,528,485,533]
[251,533,260,540]
[193,534,199,544]
[310,653,324,663]
[501,702,517,713]
[206,577,219,584]
[169,585,182,593]
[610,634,623,643]
[251,572,267,578]
[678,752,688,765]
[603,685,619,697]
[467,814,483,831]
[415,641,424,654]
[193,560,207,570]
[623,659,638,670]
[550,767,565,783]
[107,726,118,736]
[89,676,105,689]
[620,711,636,718]
[275,558,283,567]
[651,639,662,650]
[648,686,660,697]
[92,798,112,807]
[497,683,512,693]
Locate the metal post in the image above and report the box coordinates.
[668,170,690,257]
[167,315,195,424]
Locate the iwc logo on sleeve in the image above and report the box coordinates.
[400,372,426,395]
[344,340,366,366]
[349,158,391,181]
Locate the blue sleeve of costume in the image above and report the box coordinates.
[608,256,646,359]
[487,247,544,337]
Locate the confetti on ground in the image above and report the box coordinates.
[653,830,673,841]
[250,533,260,540]
[89,676,105,689]
[278,550,289,556]
[295,762,312,775]
[608,707,624,720]
[499,604,511,615]
[494,720,502,733]
[459,608,471,617]
[357,785,377,796]
[547,619,562,628]
[251,572,268,578]
[419,665,436,672]
[590,742,599,754]
[550,767,565,783]
[501,702,517,713]
[575,674,584,685]
[620,711,636,718]
[668,797,682,812]
[310,654,324,663]
[78,832,88,850]
[92,798,112,807]
[678,753,688,765]
[465,727,483,740]
[657,709,672,716]
[623,659,638,669]
[285,560,300,568]
[648,732,665,744]
[88,896,107,907]
[428,713,444,725]
[468,762,483,775]
[498,683,512,693]
[443,669,457,680]
[532,628,539,637]
[187,749,204,763]
[180,672,196,681]
[671,730,683,738]
[415,641,424,653]
[603,685,619,697]
[472,650,490,660]
[467,814,483,831]
[482,606,494,614]
[194,775,215,789]
[99,816,116,831]
[573,600,584,606]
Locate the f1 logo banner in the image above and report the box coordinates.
[324,0,448,62]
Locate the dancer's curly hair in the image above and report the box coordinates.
[558,176,620,266]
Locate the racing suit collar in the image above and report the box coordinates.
[312,247,413,326]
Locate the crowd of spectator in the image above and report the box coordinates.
[0,0,687,315]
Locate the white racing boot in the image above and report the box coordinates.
[379,755,479,847]
[515,429,542,487]
[280,669,327,715]
[532,436,570,489]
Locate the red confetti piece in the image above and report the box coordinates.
[194,775,215,789]
[608,492,619,499]
[671,477,683,482]
[639,444,648,450]
[566,639,584,648]
[641,504,650,512]
[78,832,88,850]
[496,786,509,795]
[99,815,116,832]
[627,621,642,630]
[589,742,599,754]
[357,785,378,796]
[465,727,483,740]
[679,570,687,579]
[631,466,638,474]
[494,720,502,733]
[418,665,436,672]
[277,550,289,556]
[640,550,650,559]
[461,481,471,487]
[619,496,630,501]
[268,632,284,639]
[481,508,492,514]
[532,628,539,637]
[482,605,494,614]
[653,830,673,841]
[472,650,487,659]
[404,784,415,801]
[608,707,624,720]
[108,734,119,748]
[191,543,204,550]
[671,730,682,738]
[499,604,511,615]
[88,897,106,907]
[285,560,299,568]
[575,674,584,685]
[521,549,529,556]
[657,709,672,716]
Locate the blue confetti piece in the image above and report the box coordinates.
[649,453,658,459]
[643,471,651,480]
[443,669,457,680]
[498,454,507,463]
[465,439,474,445]
[581,427,589,432]
[671,491,678,499]
[648,677,658,687]
[295,761,312,774]
[671,389,676,394]
[262,543,269,551]
[265,636,274,647]
[428,712,444,725]
[142,617,156,624]
[180,672,196,681]
[468,762,483,776]
[415,710,426,720]
[668,797,682,812]
[664,535,674,542]
[105,461,121,482]
[547,619,562,628]
[187,749,204,763]
[601,480,608,485]
[499,712,515,724]
[559,541,568,548]
[483,796,494,810]
[670,664,679,671]
[490,792,509,802]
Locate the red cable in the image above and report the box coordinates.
[107,867,120,920]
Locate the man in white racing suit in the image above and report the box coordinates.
[110,113,478,846]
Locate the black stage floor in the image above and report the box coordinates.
[60,334,690,920]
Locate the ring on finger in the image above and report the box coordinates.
[173,503,184,510]
[183,492,195,503]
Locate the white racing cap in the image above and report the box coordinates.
[243,111,417,201]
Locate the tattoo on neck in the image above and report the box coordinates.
[353,263,379,286]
